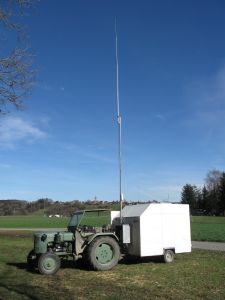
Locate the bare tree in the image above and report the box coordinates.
[205,169,222,191]
[204,169,223,215]
[0,0,37,114]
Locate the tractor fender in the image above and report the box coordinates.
[87,233,119,245]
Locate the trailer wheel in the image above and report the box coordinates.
[27,250,37,270]
[38,252,61,275]
[163,249,175,263]
[88,236,120,271]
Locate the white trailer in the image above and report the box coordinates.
[113,203,191,261]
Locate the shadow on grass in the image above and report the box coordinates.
[7,255,165,274]
[61,259,89,270]
[60,256,164,270]
[0,282,40,300]
[120,255,164,265]
[7,259,90,272]
[7,262,28,270]
[0,269,40,300]
[7,262,39,274]
[0,269,75,299]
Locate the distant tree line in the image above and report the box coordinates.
[0,198,53,216]
[0,198,130,216]
[181,170,225,215]
[0,198,157,216]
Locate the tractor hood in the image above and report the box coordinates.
[34,232,58,254]
[33,231,73,254]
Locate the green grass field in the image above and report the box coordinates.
[0,215,69,228]
[0,232,224,299]
[1,215,225,242]
[191,216,225,242]
[0,211,111,228]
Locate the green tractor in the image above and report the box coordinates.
[27,209,121,275]
[27,203,192,275]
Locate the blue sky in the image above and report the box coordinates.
[1,0,225,202]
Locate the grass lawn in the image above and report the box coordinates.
[1,215,225,242]
[0,211,111,228]
[0,232,225,300]
[191,216,225,242]
[0,215,69,228]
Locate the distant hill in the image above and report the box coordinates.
[0,198,159,216]
[0,198,121,216]
[0,200,27,216]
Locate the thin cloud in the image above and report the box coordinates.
[58,142,115,164]
[82,151,115,164]
[36,82,53,91]
[155,114,166,121]
[0,163,11,169]
[131,184,183,201]
[185,65,225,113]
[37,82,66,93]
[183,64,225,144]
[0,116,47,148]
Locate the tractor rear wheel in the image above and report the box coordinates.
[38,252,61,275]
[88,236,120,271]
[163,249,175,263]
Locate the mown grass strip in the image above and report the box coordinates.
[0,216,69,228]
[1,215,225,242]
[191,216,225,242]
[0,235,225,299]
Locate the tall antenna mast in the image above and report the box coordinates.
[115,19,123,223]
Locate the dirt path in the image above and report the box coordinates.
[192,241,225,251]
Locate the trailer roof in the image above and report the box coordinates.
[122,203,150,217]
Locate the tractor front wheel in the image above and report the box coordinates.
[38,252,61,275]
[88,236,120,271]
[27,250,37,270]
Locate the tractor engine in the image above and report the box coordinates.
[33,231,74,254]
